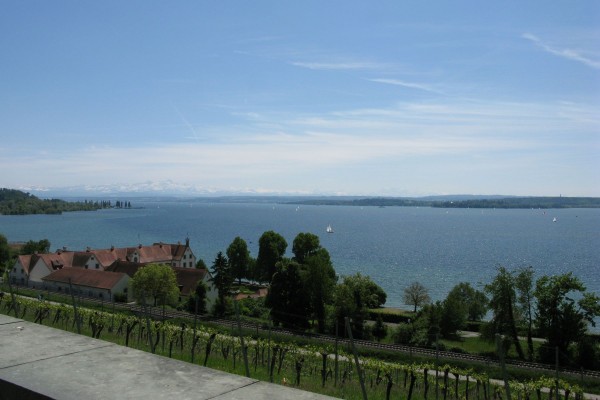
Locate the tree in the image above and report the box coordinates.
[534,272,600,363]
[292,232,321,264]
[0,234,10,265]
[209,252,232,316]
[303,248,337,333]
[186,280,208,314]
[403,282,431,313]
[447,282,488,321]
[484,267,525,359]
[195,258,207,269]
[439,293,467,338]
[226,236,251,284]
[265,259,310,329]
[131,263,179,307]
[372,315,388,342]
[21,239,51,255]
[0,234,11,275]
[333,273,385,339]
[515,266,535,360]
[256,231,287,283]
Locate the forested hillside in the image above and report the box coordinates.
[0,188,102,215]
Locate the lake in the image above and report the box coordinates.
[1,200,599,312]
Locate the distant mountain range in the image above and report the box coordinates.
[11,181,600,209]
[18,181,316,198]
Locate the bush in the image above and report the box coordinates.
[113,292,128,303]
[368,310,412,324]
[393,323,413,345]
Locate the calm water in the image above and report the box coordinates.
[1,201,599,311]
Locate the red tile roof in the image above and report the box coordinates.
[105,260,142,277]
[172,267,208,296]
[42,268,128,290]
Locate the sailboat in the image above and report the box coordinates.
[326,224,334,233]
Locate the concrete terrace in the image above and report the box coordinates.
[0,314,337,400]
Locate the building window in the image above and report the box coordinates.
[96,263,99,269]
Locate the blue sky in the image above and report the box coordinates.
[1,1,599,196]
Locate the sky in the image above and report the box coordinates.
[1,1,599,197]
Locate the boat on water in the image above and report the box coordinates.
[326,224,334,233]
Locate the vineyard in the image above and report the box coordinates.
[0,295,588,400]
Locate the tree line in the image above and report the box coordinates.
[0,188,133,215]
[400,267,600,368]
[139,231,388,340]
[288,196,600,209]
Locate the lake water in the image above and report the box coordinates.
[1,201,599,313]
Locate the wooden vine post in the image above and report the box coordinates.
[496,334,512,400]
[345,317,368,400]
[234,300,250,377]
[68,278,81,334]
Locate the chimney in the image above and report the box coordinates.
[110,245,114,251]
[185,237,190,246]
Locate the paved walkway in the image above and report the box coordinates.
[0,314,337,400]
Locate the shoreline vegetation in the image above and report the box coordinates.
[285,196,600,209]
[2,187,600,216]
[0,188,132,215]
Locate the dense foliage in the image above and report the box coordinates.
[131,263,180,307]
[0,188,133,215]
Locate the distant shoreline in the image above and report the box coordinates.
[284,196,600,209]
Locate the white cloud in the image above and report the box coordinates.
[368,78,443,94]
[522,33,600,69]
[290,61,386,71]
[3,99,598,195]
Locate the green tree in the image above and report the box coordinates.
[186,280,208,314]
[209,252,232,316]
[0,234,10,265]
[292,232,321,264]
[131,263,179,306]
[372,315,388,342]
[485,267,525,359]
[439,293,467,338]
[226,236,251,284]
[403,281,431,313]
[256,231,287,283]
[534,272,600,363]
[447,282,488,321]
[333,273,384,339]
[265,259,310,329]
[21,239,51,255]
[515,266,535,360]
[303,248,337,333]
[195,258,207,269]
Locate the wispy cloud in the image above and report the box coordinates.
[290,61,386,71]
[3,97,597,195]
[368,78,443,94]
[522,33,600,69]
